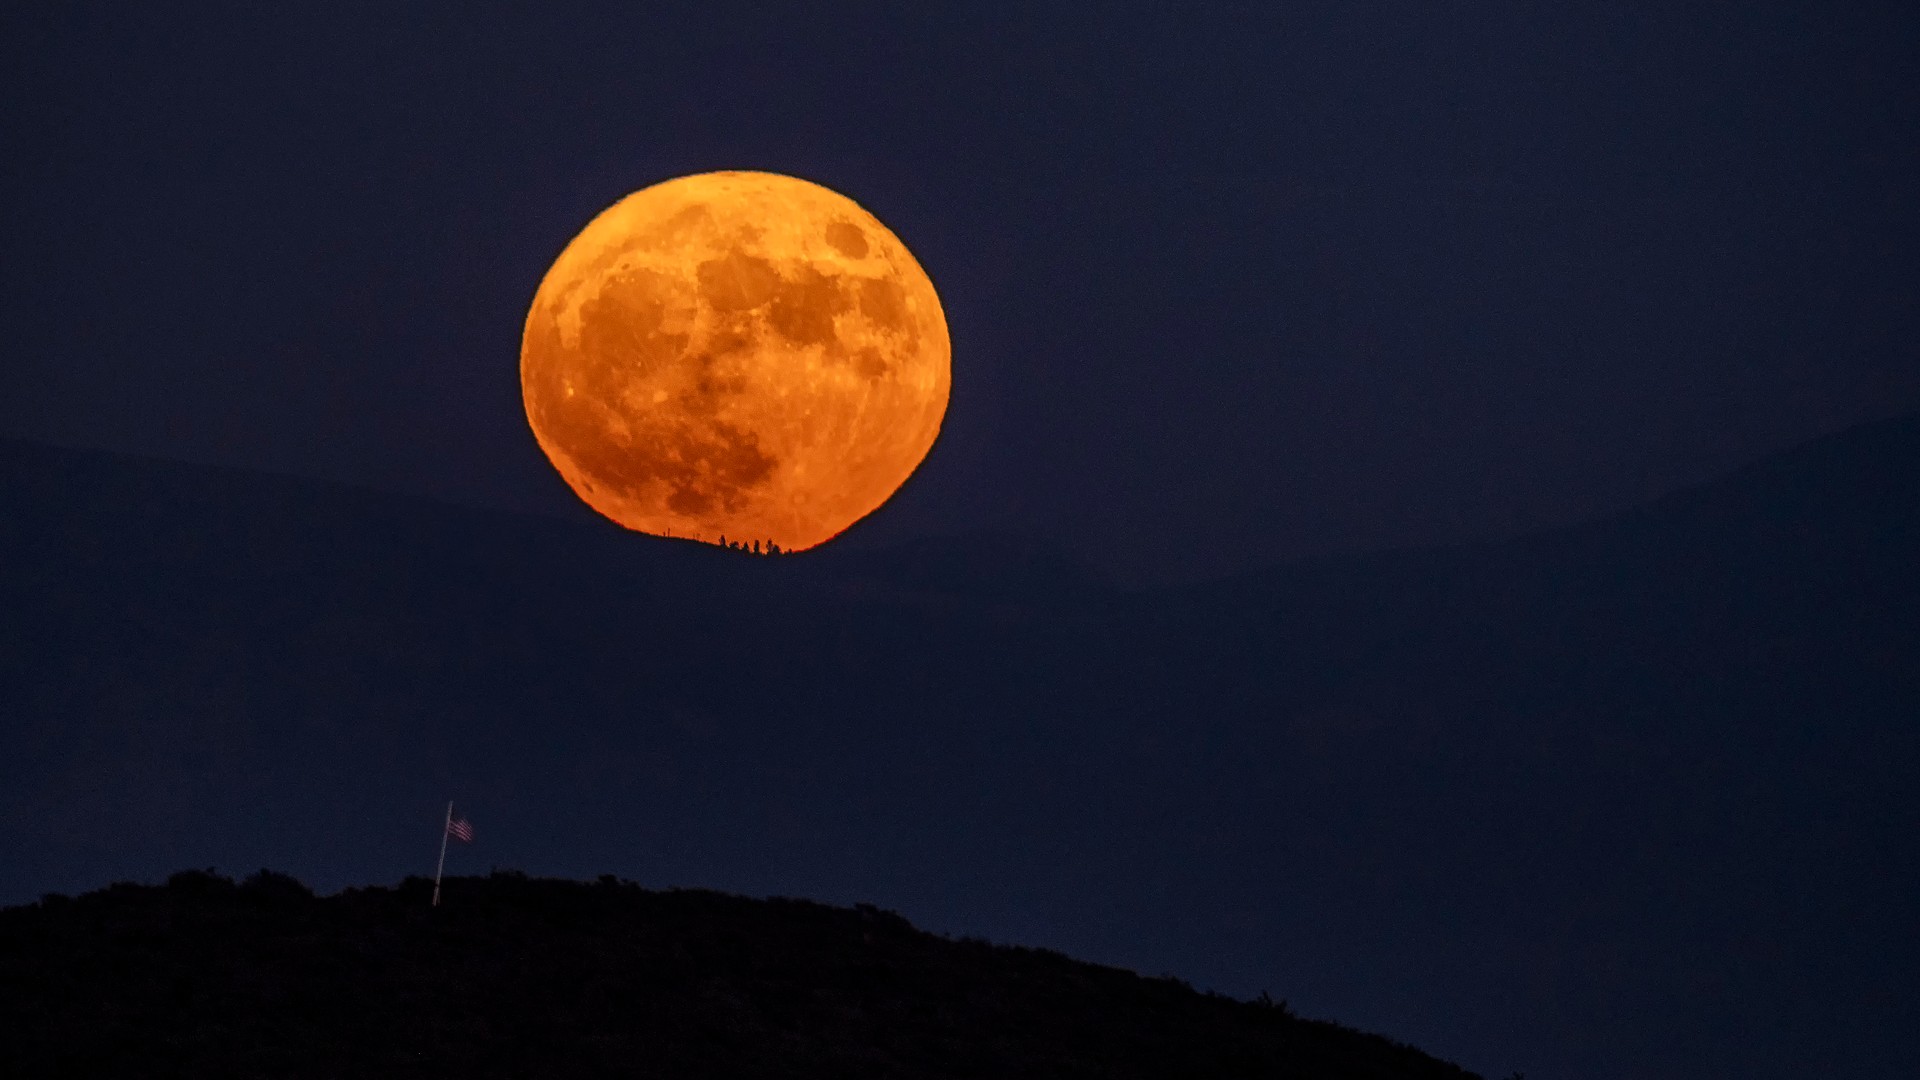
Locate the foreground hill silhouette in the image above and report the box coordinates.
[2,413,1915,1078]
[4,869,1479,1079]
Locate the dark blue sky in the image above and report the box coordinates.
[4,1,1915,584]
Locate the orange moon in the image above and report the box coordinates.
[520,171,950,552]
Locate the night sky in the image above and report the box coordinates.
[5,5,1920,1078]
[6,2,1914,584]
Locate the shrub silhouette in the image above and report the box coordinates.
[164,867,234,895]
[240,869,313,904]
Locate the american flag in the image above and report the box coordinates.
[447,815,474,843]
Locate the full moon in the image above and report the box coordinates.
[520,171,950,552]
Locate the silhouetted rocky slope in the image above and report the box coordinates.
[3,870,1480,1079]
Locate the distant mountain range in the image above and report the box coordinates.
[2,870,1480,1078]
[2,414,1915,1079]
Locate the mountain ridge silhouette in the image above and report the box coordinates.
[5,868,1483,1078]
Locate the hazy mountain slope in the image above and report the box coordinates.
[1,414,1915,1079]
[2,870,1479,1079]
[1132,414,1920,1075]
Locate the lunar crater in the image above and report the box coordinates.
[824,220,869,258]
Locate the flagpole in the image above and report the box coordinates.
[432,800,452,907]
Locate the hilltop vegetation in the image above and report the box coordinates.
[2,869,1479,1079]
